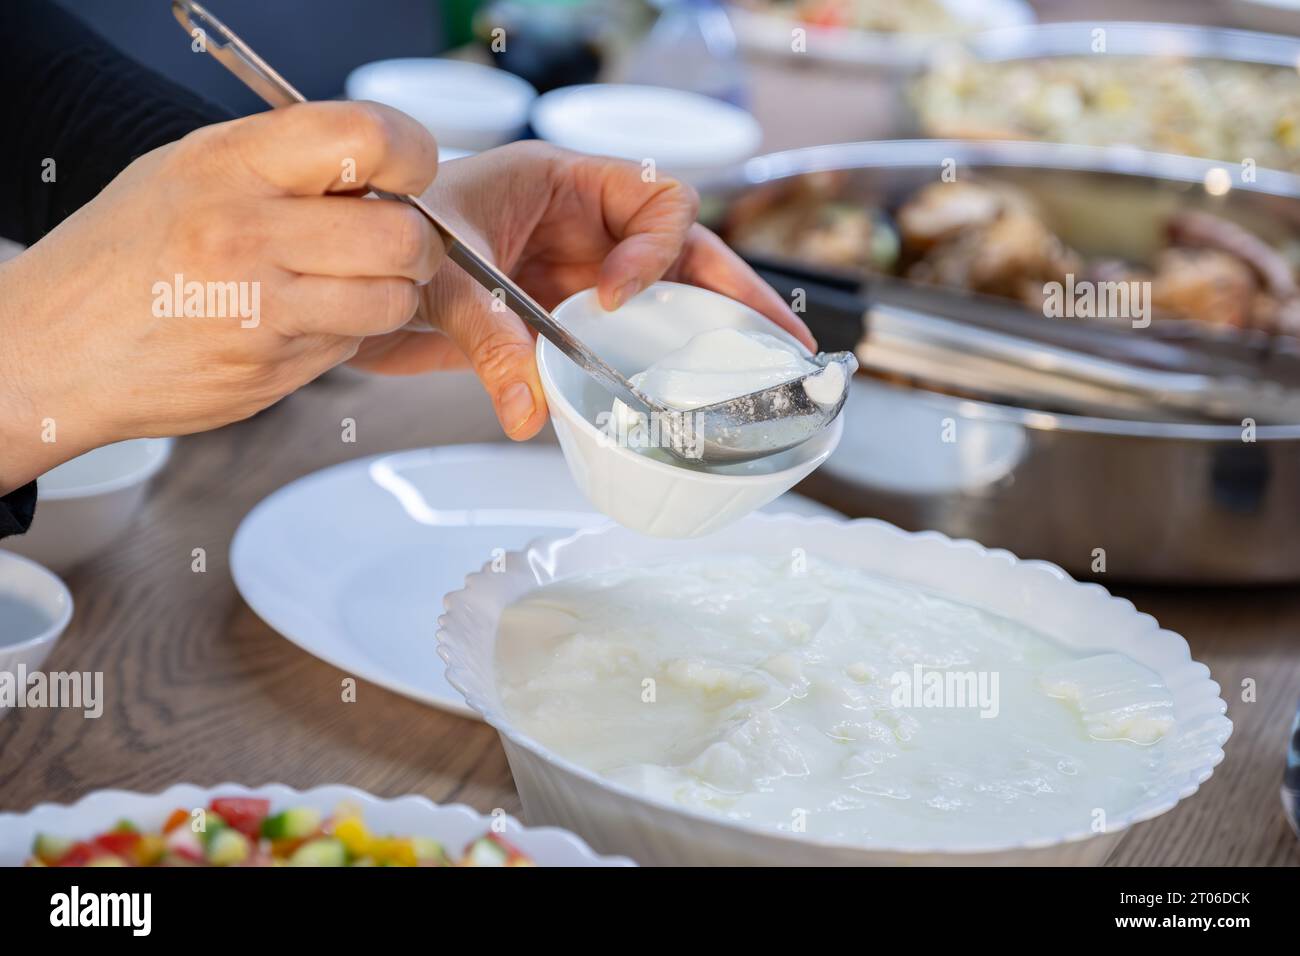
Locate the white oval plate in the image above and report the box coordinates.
[231,443,839,718]
[0,782,633,867]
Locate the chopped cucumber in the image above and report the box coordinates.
[261,806,322,840]
[411,837,449,866]
[32,833,74,864]
[206,828,251,866]
[199,811,228,846]
[289,837,347,867]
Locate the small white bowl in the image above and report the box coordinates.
[0,551,73,718]
[530,84,763,184]
[537,282,844,539]
[438,514,1232,866]
[1,438,173,573]
[345,58,537,151]
[0,782,633,867]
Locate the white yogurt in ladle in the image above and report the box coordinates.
[496,554,1175,849]
[609,328,821,438]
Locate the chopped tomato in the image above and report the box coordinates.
[93,831,142,857]
[209,798,270,838]
[801,2,847,29]
[52,842,98,867]
[164,823,205,860]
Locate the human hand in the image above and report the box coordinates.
[0,101,443,493]
[349,141,816,439]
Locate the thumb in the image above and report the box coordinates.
[428,274,548,439]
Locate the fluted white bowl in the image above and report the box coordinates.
[438,514,1233,866]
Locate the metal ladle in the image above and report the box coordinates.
[170,0,854,464]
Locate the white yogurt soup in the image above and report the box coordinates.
[607,328,839,464]
[496,554,1176,849]
[622,328,814,412]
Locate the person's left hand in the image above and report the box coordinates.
[349,141,815,440]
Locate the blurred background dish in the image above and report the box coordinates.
[720,144,1300,338]
[344,57,537,151]
[716,0,1036,146]
[704,139,1300,582]
[914,22,1300,172]
[0,551,73,719]
[715,139,1300,345]
[727,0,1035,68]
[2,439,174,574]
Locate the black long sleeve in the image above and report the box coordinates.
[1,0,233,538]
[1,0,234,245]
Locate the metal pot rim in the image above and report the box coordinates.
[736,138,1300,197]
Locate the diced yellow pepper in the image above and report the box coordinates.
[332,816,373,857]
[132,834,167,866]
[370,836,417,867]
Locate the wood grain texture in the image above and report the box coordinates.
[0,370,521,818]
[0,369,1296,866]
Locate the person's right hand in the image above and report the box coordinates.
[0,101,443,494]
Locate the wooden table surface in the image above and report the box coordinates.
[1,368,1296,865]
[2,0,1297,857]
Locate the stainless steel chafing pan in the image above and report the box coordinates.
[704,140,1300,583]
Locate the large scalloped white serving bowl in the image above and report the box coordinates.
[438,514,1232,866]
[0,783,632,867]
